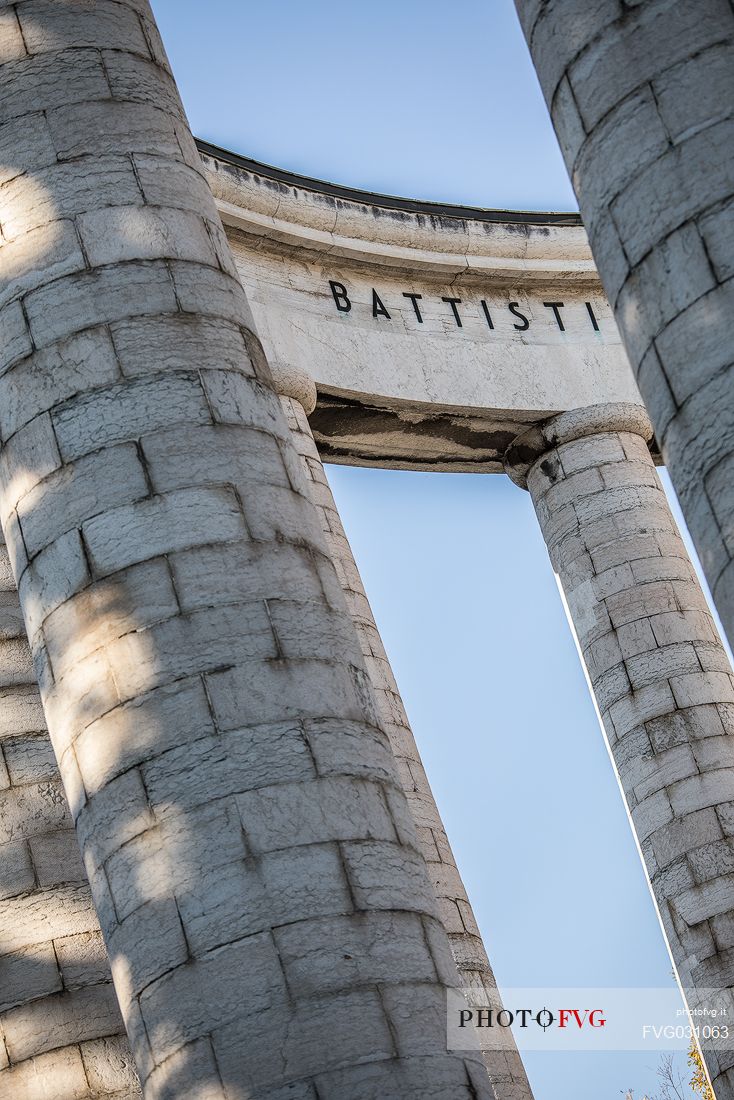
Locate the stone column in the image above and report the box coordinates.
[0,528,140,1097]
[0,3,489,1097]
[514,0,734,646]
[505,403,734,1097]
[273,365,534,1100]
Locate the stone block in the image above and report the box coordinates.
[699,196,734,283]
[139,933,287,1063]
[615,618,656,659]
[588,212,631,306]
[606,579,679,628]
[17,442,148,558]
[28,827,86,887]
[631,788,674,842]
[0,686,45,740]
[110,314,250,379]
[24,261,178,350]
[630,744,697,803]
[265,598,360,663]
[55,929,112,992]
[574,85,668,215]
[212,988,393,1092]
[653,40,734,144]
[200,368,287,441]
[0,1045,89,1100]
[342,839,437,917]
[3,734,57,785]
[0,636,35,688]
[19,529,91,643]
[0,780,71,843]
[0,300,32,377]
[669,770,734,817]
[611,118,734,267]
[141,421,289,495]
[75,767,153,869]
[103,824,169,923]
[631,555,695,587]
[551,75,587,168]
[170,261,248,326]
[260,842,353,926]
[0,219,85,312]
[2,981,122,1062]
[0,110,57,187]
[17,0,150,55]
[0,940,61,1013]
[314,1052,483,1100]
[0,837,35,899]
[1,154,143,239]
[689,839,734,884]
[74,677,214,795]
[80,1035,140,1096]
[52,373,212,462]
[141,1036,224,1100]
[0,48,109,128]
[675,874,734,926]
[692,734,734,775]
[656,279,734,406]
[568,0,731,131]
[205,659,372,730]
[0,327,120,444]
[236,776,395,854]
[625,642,699,690]
[79,204,216,269]
[83,486,247,578]
[102,48,183,119]
[42,648,120,758]
[670,672,734,709]
[133,154,217,215]
[530,0,623,107]
[43,556,177,681]
[106,898,188,1001]
[0,412,61,517]
[169,540,323,613]
[274,910,436,997]
[107,600,276,702]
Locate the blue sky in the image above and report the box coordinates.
[149,3,711,1096]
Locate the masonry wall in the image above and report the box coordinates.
[0,2,493,1096]
[514,0,734,645]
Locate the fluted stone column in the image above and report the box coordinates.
[514,0,734,646]
[506,403,734,1097]
[0,3,490,1097]
[0,530,141,1098]
[272,364,534,1100]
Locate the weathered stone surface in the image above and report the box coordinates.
[0,2,484,1093]
[0,527,138,1094]
[277,392,534,1097]
[516,0,734,659]
[515,405,734,1095]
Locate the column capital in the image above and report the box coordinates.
[503,402,653,488]
[268,361,317,415]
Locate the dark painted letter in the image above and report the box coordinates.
[442,296,463,327]
[543,301,565,331]
[329,280,351,313]
[480,300,494,330]
[372,289,391,319]
[508,302,530,331]
[403,292,423,322]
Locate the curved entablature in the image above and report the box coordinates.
[198,139,645,471]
